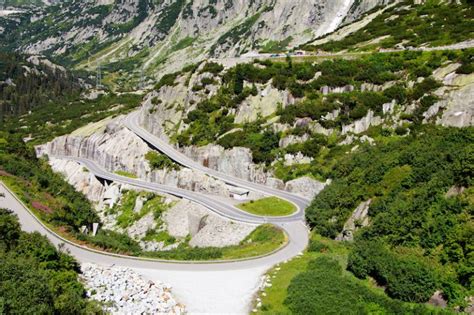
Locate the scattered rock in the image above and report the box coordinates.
[80,263,185,315]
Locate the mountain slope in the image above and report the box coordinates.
[0,0,392,88]
[306,0,474,52]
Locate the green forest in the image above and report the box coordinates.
[0,208,100,313]
[306,126,473,306]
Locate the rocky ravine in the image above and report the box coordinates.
[81,263,185,314]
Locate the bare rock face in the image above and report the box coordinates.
[49,157,105,202]
[425,72,474,127]
[163,199,256,248]
[180,144,284,188]
[38,118,230,197]
[336,200,371,241]
[279,134,310,148]
[235,83,296,124]
[285,177,328,200]
[344,0,394,24]
[342,110,383,135]
[437,83,474,127]
[127,212,156,239]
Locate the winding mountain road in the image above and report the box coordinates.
[5,111,312,271]
[123,112,311,214]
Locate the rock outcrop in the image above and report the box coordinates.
[235,83,296,123]
[80,263,185,315]
[425,70,474,127]
[341,110,383,135]
[336,200,371,241]
[180,144,285,188]
[49,158,105,202]
[163,199,256,248]
[285,177,329,200]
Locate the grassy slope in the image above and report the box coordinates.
[256,234,446,314]
[256,235,352,314]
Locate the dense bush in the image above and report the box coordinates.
[0,132,99,230]
[145,151,180,171]
[3,93,142,145]
[0,52,82,119]
[76,229,141,255]
[306,126,473,302]
[144,244,223,260]
[217,122,280,165]
[348,240,438,303]
[284,256,418,314]
[0,209,97,313]
[155,72,180,90]
[200,62,224,75]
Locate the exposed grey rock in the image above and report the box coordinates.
[336,200,371,241]
[437,83,474,127]
[279,134,310,148]
[235,83,295,124]
[180,144,283,189]
[445,186,466,198]
[424,73,474,127]
[38,119,231,197]
[49,158,104,202]
[321,85,354,95]
[133,196,146,213]
[383,100,397,115]
[282,153,313,166]
[342,110,383,135]
[163,199,256,248]
[127,212,156,239]
[285,177,328,200]
[428,291,448,308]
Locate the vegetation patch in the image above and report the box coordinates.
[145,151,180,171]
[114,170,138,179]
[306,126,473,306]
[143,224,286,261]
[237,197,296,216]
[0,209,101,313]
[257,234,449,314]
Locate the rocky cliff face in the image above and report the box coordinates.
[38,118,231,197]
[424,66,474,128]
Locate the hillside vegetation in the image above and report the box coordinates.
[247,1,474,312]
[163,48,472,181]
[0,52,82,120]
[0,208,99,313]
